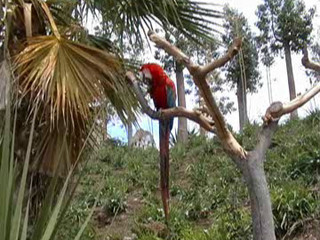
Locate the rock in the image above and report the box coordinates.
[130,129,155,149]
[123,233,137,240]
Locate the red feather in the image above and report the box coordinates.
[140,63,176,110]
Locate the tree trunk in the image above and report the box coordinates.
[233,121,278,240]
[176,62,188,143]
[199,96,206,136]
[127,122,133,146]
[237,80,248,132]
[237,152,276,240]
[284,41,298,119]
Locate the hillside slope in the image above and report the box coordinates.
[57,111,320,240]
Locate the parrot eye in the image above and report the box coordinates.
[140,72,152,85]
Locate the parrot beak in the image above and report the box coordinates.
[140,70,152,93]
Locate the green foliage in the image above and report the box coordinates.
[289,151,320,184]
[271,182,318,236]
[180,228,213,240]
[210,207,252,240]
[94,0,222,47]
[98,142,127,169]
[236,123,260,150]
[265,111,320,187]
[223,6,261,93]
[102,177,128,215]
[179,207,252,240]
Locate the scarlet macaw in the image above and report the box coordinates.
[140,63,176,221]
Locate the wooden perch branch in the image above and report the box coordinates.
[263,84,320,123]
[199,38,242,76]
[302,46,320,72]
[148,30,246,159]
[263,48,320,123]
[126,72,216,133]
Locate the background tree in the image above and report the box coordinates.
[175,61,188,142]
[256,0,315,119]
[223,6,261,132]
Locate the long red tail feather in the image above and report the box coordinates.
[159,120,170,221]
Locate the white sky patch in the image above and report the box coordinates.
[103,0,320,146]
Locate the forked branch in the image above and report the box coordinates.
[199,37,242,76]
[263,48,320,123]
[148,30,246,159]
[302,46,320,72]
[257,46,320,158]
[263,84,320,123]
[126,72,216,133]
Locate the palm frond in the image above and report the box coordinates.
[15,35,136,125]
[14,35,137,174]
[81,0,223,46]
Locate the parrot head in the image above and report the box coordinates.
[140,63,168,93]
[140,64,153,93]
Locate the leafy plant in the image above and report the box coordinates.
[271,183,318,237]
[289,153,320,184]
[0,88,96,240]
[101,177,128,216]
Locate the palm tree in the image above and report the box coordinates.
[1,0,222,175]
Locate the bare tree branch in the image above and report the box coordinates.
[147,30,246,159]
[302,46,320,72]
[199,37,242,76]
[195,106,211,117]
[263,84,320,123]
[126,71,216,133]
[256,46,320,161]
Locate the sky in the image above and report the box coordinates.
[106,0,320,145]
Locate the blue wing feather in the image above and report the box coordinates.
[166,86,176,108]
[166,86,176,130]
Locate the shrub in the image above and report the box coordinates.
[271,182,318,237]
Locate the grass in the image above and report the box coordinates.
[58,111,320,240]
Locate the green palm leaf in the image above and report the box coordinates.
[47,0,222,46]
[100,0,223,43]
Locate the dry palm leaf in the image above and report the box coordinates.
[14,35,137,174]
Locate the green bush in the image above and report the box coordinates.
[271,182,318,237]
[289,151,320,184]
[101,177,128,215]
[209,207,252,240]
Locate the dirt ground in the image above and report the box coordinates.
[93,190,144,240]
[291,219,320,240]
